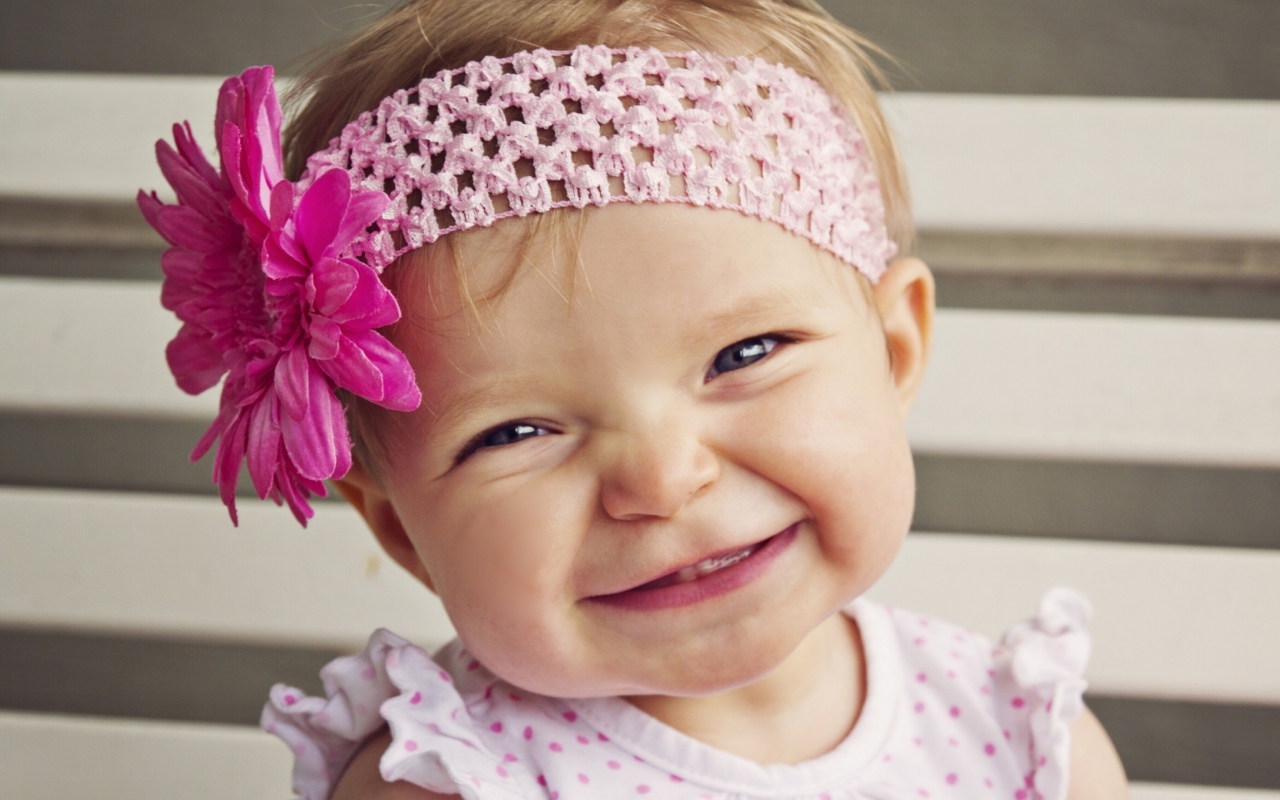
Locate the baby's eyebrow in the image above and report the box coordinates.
[684,287,825,349]
[423,372,550,442]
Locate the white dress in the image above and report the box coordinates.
[263,588,1091,800]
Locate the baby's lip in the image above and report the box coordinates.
[587,524,796,598]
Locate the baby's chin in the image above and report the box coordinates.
[475,610,825,701]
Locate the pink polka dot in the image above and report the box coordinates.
[577,735,589,745]
[980,685,992,695]
[670,775,684,782]
[577,773,589,784]
[634,755,645,763]
[404,740,418,752]
[914,637,925,646]
[949,706,961,718]
[503,753,517,763]
[409,691,422,705]
[598,733,609,742]
[550,742,563,752]
[1003,729,1012,741]
[437,670,451,683]
[883,754,893,762]
[914,701,925,714]
[985,778,994,789]
[496,765,509,778]
[948,737,959,747]
[913,737,923,747]
[919,790,930,798]
[563,711,578,723]
[472,777,482,789]
[283,694,296,706]
[466,659,480,671]
[483,686,493,699]
[490,722,504,733]
[947,669,957,678]
[361,666,376,680]
[551,792,559,799]
[947,773,958,785]
[509,692,523,701]
[537,775,547,786]
[608,760,621,770]
[984,743,997,756]
[987,668,997,678]
[636,786,650,794]
[1011,696,1025,709]
[1015,790,1028,800]
[523,726,534,740]
[916,672,928,683]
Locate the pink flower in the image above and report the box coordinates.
[138,66,421,525]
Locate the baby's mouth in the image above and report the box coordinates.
[588,522,800,611]
[634,541,767,591]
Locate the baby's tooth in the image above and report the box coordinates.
[674,566,699,584]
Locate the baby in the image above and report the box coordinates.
[138,1,1128,798]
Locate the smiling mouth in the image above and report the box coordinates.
[588,523,800,611]
[635,540,767,590]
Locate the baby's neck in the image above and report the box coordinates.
[625,612,865,765]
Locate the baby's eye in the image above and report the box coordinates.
[705,335,786,381]
[457,422,552,463]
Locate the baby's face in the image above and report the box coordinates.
[368,204,919,698]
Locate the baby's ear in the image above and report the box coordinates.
[332,464,436,593]
[871,256,935,415]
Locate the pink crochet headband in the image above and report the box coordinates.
[138,46,896,525]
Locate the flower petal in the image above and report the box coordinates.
[275,346,311,421]
[333,329,421,411]
[326,258,400,328]
[279,359,350,482]
[316,333,383,400]
[310,257,359,316]
[295,168,351,264]
[166,324,226,394]
[308,316,343,361]
[332,190,389,256]
[212,410,249,526]
[245,387,281,499]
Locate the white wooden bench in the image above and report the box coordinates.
[1,73,1278,799]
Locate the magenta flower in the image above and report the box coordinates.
[138,66,421,525]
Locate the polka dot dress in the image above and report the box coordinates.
[263,588,1091,800]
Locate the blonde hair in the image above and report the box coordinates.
[280,0,911,470]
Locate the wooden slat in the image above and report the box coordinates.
[1130,785,1280,800]
[7,276,1280,467]
[0,711,291,800]
[867,533,1280,705]
[3,486,1278,704]
[3,711,1274,800]
[881,93,1280,238]
[909,309,1280,467]
[0,277,215,418]
[0,487,454,651]
[2,73,1278,237]
[0,73,220,202]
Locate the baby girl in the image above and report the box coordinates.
[138,0,1129,797]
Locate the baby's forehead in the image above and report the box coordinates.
[393,203,872,331]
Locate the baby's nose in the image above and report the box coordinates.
[596,417,720,521]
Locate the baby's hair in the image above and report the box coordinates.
[280,0,911,473]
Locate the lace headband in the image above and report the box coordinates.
[138,46,896,525]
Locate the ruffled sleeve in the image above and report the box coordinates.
[261,629,526,800]
[996,587,1092,800]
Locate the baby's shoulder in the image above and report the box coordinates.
[262,631,531,800]
[858,589,1094,799]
